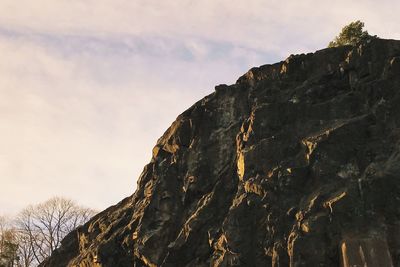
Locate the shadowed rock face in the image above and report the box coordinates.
[41,38,400,267]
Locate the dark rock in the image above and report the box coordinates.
[40,38,400,267]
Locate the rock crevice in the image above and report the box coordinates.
[41,38,400,267]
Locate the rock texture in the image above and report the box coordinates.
[41,38,400,267]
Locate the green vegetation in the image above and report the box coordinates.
[0,227,18,267]
[328,20,376,48]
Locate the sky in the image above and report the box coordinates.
[1,0,400,215]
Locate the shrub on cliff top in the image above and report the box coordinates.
[328,20,376,48]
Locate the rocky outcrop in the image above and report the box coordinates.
[41,38,400,267]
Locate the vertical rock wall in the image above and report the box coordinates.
[41,39,400,267]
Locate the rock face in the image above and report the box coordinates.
[41,38,400,267]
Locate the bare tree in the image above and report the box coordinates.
[14,233,34,267]
[15,197,97,266]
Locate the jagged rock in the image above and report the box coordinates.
[40,38,400,267]
[340,236,393,267]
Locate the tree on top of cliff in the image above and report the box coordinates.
[328,20,376,48]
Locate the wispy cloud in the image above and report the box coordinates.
[1,1,399,51]
[1,0,400,214]
[0,25,272,214]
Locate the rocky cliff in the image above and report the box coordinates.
[41,38,400,267]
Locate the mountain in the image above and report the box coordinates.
[41,38,400,267]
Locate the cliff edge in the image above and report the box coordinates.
[41,38,400,267]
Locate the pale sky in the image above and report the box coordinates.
[1,0,400,215]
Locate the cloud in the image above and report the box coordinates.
[0,1,399,52]
[0,24,273,214]
[1,0,400,214]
